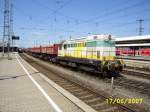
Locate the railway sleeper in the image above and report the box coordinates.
[64,86,79,90]
[61,84,77,88]
[100,106,119,112]
[73,91,89,96]
[87,99,104,106]
[48,78,66,82]
[74,92,92,97]
[91,101,108,107]
[78,94,96,100]
[91,101,117,111]
[53,81,68,84]
[69,88,83,93]
[85,97,102,104]
[57,80,71,83]
[54,80,68,84]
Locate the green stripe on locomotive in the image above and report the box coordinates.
[66,40,115,48]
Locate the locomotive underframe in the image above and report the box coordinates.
[56,56,121,77]
[28,52,122,78]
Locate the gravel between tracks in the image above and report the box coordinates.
[123,75,150,85]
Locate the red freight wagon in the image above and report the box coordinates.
[27,44,60,61]
[41,46,47,54]
[30,47,41,53]
[46,44,59,55]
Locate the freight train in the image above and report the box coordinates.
[26,35,125,77]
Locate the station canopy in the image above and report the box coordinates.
[115,35,150,47]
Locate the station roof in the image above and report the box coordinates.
[116,35,150,41]
[116,43,150,47]
[115,35,150,46]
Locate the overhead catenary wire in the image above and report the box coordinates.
[13,5,33,21]
[106,17,150,30]
[70,4,150,35]
[31,0,81,22]
[53,0,73,14]
[10,0,150,42]
[43,0,150,36]
[74,0,150,26]
[95,7,150,25]
[52,0,140,35]
[14,0,149,31]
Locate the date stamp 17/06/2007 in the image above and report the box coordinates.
[106,97,143,104]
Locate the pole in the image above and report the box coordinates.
[137,19,144,36]
[2,35,5,57]
[69,36,71,40]
[2,0,11,57]
[10,3,14,52]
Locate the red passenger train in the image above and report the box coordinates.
[115,35,150,57]
[116,48,150,56]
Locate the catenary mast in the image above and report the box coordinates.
[2,0,11,57]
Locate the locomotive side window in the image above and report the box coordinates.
[64,44,67,49]
[97,51,100,58]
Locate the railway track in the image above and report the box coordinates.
[122,68,150,79]
[20,53,148,112]
[126,66,150,73]
[112,77,150,97]
[116,56,150,62]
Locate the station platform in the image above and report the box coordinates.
[0,53,96,112]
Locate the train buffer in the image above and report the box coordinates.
[0,52,96,112]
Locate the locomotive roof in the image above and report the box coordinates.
[63,34,115,44]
